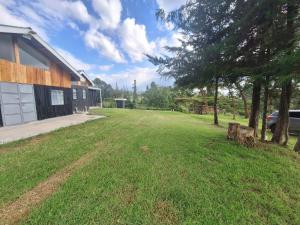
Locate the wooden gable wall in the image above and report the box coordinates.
[0,60,71,88]
[0,37,72,88]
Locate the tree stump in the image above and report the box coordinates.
[227,123,240,140]
[227,123,256,147]
[238,126,255,147]
[294,135,300,153]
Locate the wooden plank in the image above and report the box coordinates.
[17,64,27,84]
[12,37,20,64]
[44,71,51,86]
[0,59,72,88]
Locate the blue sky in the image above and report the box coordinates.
[0,0,186,90]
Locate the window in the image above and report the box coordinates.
[0,34,15,61]
[51,90,64,106]
[73,89,77,100]
[18,38,49,70]
[289,111,300,118]
[83,89,86,99]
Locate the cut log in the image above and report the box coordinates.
[227,123,240,140]
[227,123,256,147]
[237,126,256,148]
[294,135,300,153]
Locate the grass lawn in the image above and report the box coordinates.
[0,109,300,225]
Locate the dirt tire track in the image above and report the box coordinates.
[0,150,98,225]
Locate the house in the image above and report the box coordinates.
[72,70,101,112]
[0,24,100,127]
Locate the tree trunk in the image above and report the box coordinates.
[232,95,236,120]
[271,0,296,145]
[261,75,270,142]
[214,77,219,126]
[200,88,208,108]
[294,135,300,153]
[235,83,249,119]
[268,94,273,113]
[271,81,292,145]
[248,80,261,137]
[229,89,236,120]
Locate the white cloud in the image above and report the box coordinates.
[92,66,174,90]
[0,0,93,41]
[92,0,122,30]
[67,21,84,35]
[55,47,95,71]
[170,32,184,47]
[35,0,92,25]
[119,18,155,62]
[99,64,114,71]
[0,0,188,68]
[0,0,127,63]
[84,29,126,63]
[156,0,186,12]
[0,4,28,27]
[18,5,46,26]
[0,3,48,40]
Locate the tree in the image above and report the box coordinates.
[271,0,299,145]
[149,0,237,125]
[227,84,237,120]
[142,82,173,109]
[93,78,114,99]
[150,0,299,143]
[132,80,137,107]
[261,75,270,141]
[234,79,250,119]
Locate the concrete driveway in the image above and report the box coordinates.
[0,114,104,144]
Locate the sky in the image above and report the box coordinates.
[0,0,187,90]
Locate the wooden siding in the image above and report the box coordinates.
[0,59,71,88]
[72,85,89,112]
[34,85,73,120]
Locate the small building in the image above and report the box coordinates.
[115,98,127,108]
[0,25,82,127]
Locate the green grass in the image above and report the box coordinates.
[0,109,300,225]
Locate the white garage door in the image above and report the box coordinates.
[0,82,37,126]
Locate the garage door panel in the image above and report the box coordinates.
[1,93,20,104]
[4,114,22,126]
[22,112,36,123]
[21,103,35,113]
[0,82,37,126]
[20,93,35,103]
[0,83,18,93]
[19,84,34,94]
[2,104,21,115]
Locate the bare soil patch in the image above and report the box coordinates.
[154,200,179,225]
[140,145,150,154]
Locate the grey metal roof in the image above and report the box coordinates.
[0,24,83,81]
